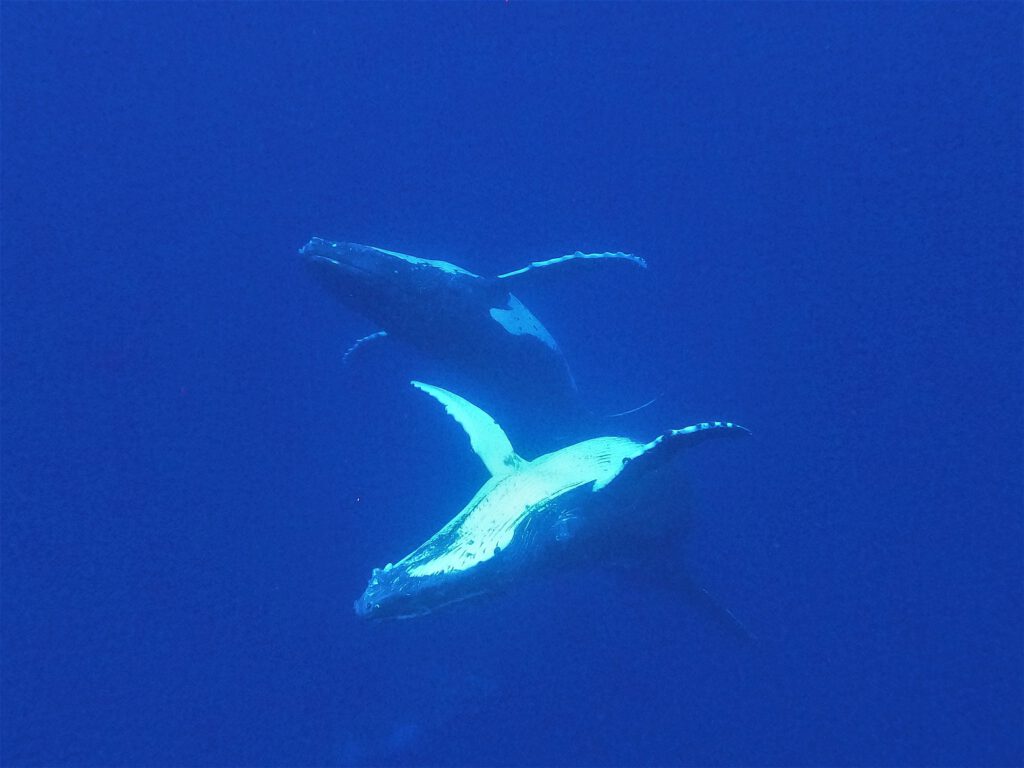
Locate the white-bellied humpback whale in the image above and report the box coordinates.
[354,381,749,623]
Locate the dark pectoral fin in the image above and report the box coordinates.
[612,559,757,644]
[342,331,389,366]
[675,571,758,644]
[594,421,749,492]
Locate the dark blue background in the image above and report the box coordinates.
[2,4,1021,766]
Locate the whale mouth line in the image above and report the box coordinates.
[307,253,375,276]
[355,583,493,622]
[309,254,340,266]
[357,603,432,622]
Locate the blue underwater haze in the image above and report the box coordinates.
[2,3,1021,766]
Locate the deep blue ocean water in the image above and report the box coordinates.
[2,4,1021,766]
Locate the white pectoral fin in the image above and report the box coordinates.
[411,381,524,476]
[496,251,647,279]
[593,421,750,491]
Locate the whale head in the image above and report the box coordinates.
[354,558,491,621]
[302,238,476,286]
[301,237,484,324]
[301,239,397,304]
[354,564,405,620]
[353,563,440,621]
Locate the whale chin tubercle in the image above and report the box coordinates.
[353,593,374,619]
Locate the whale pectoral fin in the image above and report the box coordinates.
[342,331,390,366]
[656,421,752,451]
[594,421,750,492]
[411,381,526,476]
[675,572,758,644]
[614,561,756,644]
[495,251,647,280]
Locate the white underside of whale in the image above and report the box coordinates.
[404,435,640,577]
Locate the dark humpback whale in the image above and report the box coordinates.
[300,238,645,435]
[354,381,749,624]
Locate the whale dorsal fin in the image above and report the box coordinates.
[411,381,524,477]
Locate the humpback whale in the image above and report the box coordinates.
[301,238,645,425]
[354,381,749,622]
